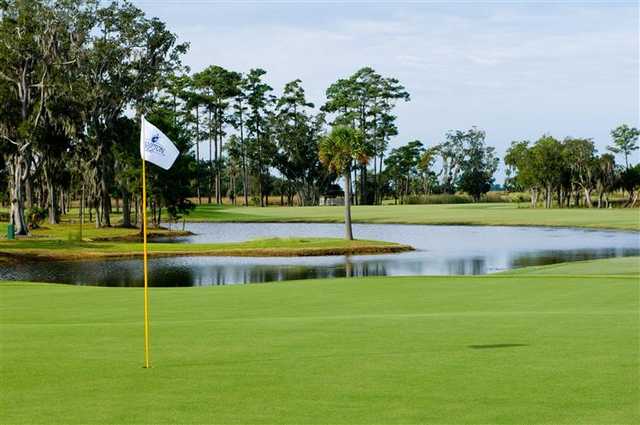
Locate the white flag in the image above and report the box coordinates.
[140,116,179,170]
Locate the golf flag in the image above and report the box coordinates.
[139,115,179,369]
[140,116,179,170]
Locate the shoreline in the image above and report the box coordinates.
[180,219,640,233]
[0,240,414,263]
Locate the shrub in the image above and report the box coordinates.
[404,194,472,204]
[401,191,530,205]
[26,207,46,229]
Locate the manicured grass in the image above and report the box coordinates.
[0,221,189,242]
[502,255,640,276]
[1,259,638,424]
[2,203,637,237]
[184,203,640,231]
[26,223,184,240]
[0,237,411,261]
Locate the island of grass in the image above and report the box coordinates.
[0,237,413,262]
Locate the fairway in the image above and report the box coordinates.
[185,203,640,231]
[1,258,638,424]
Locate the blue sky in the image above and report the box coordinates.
[133,0,639,181]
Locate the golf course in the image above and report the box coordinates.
[2,0,639,422]
[1,256,638,424]
[1,204,639,423]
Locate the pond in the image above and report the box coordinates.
[1,223,638,286]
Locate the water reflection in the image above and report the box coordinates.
[0,223,638,286]
[509,247,639,268]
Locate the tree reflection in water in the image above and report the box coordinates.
[1,224,638,286]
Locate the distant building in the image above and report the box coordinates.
[320,184,345,206]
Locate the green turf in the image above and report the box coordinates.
[1,258,638,424]
[184,203,640,231]
[0,222,185,241]
[0,237,407,261]
[502,256,640,276]
[2,203,637,237]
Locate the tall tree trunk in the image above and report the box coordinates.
[208,110,213,204]
[258,175,263,207]
[238,106,248,207]
[343,170,353,241]
[530,188,537,208]
[243,170,249,207]
[95,198,101,228]
[25,176,33,209]
[9,155,29,235]
[231,173,236,205]
[217,115,223,205]
[134,195,139,228]
[352,168,358,206]
[122,191,132,227]
[373,154,378,205]
[43,165,58,225]
[629,191,638,208]
[583,188,593,208]
[195,105,201,204]
[598,192,603,209]
[546,185,552,209]
[360,165,367,205]
[80,185,85,239]
[39,182,46,209]
[378,154,384,205]
[60,189,66,215]
[557,189,562,208]
[100,172,111,227]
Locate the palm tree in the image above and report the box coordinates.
[319,126,368,240]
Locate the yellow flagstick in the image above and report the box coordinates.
[141,116,151,369]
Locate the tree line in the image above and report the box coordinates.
[1,1,638,237]
[379,125,639,208]
[504,127,640,208]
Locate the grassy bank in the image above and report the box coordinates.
[12,223,188,241]
[1,257,638,424]
[501,255,640,276]
[0,237,411,262]
[2,203,637,235]
[183,203,640,231]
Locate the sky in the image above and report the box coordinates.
[133,0,639,182]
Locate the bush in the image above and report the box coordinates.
[405,194,472,204]
[401,191,530,205]
[26,207,46,229]
[485,191,532,203]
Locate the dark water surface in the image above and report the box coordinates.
[1,223,638,286]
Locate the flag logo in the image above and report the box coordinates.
[145,133,166,155]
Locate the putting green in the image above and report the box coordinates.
[1,258,638,424]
